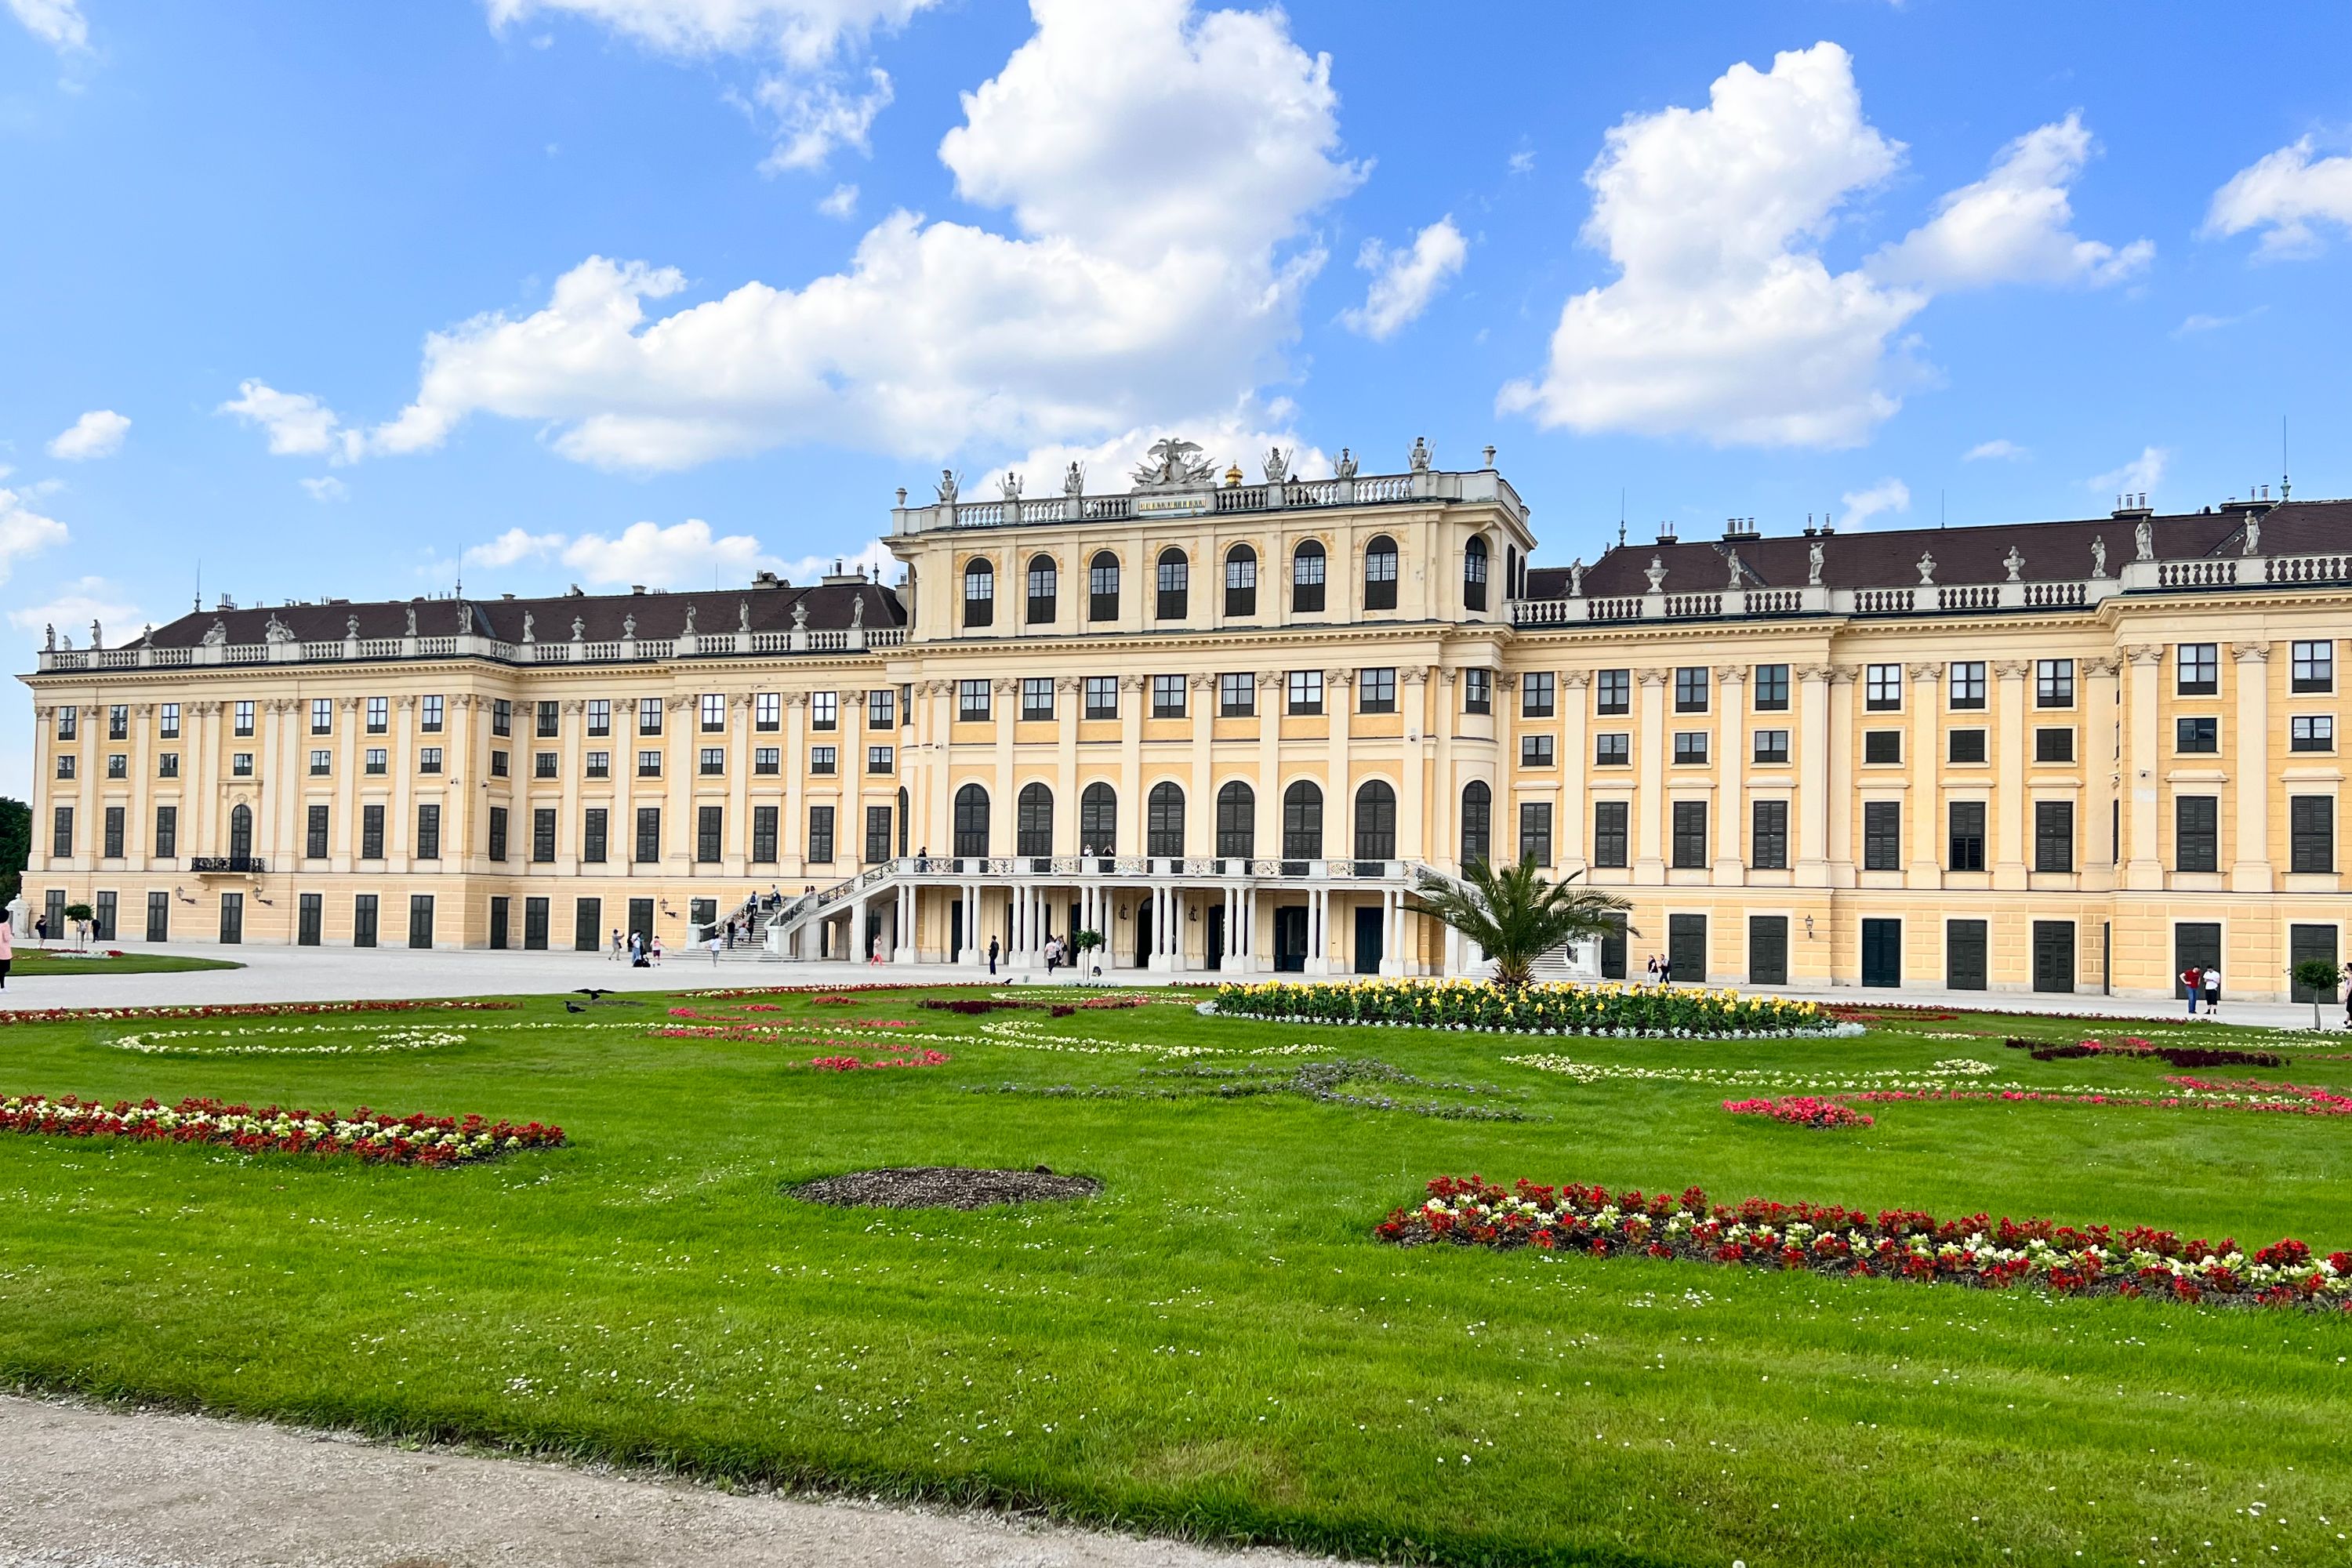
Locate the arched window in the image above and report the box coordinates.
[953,782,989,858]
[896,786,910,857]
[1025,555,1057,624]
[1355,779,1397,861]
[1459,780,1491,868]
[1156,548,1189,621]
[1363,534,1399,611]
[1016,782,1054,857]
[229,803,253,858]
[1147,782,1185,858]
[1079,781,1117,854]
[964,559,996,628]
[1087,552,1120,622]
[1216,780,1255,859]
[1463,536,1489,612]
[1224,544,1258,618]
[1282,780,1323,860]
[1292,540,1327,614]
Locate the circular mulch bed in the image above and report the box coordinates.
[786,1166,1102,1210]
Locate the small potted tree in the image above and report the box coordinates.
[63,901,93,950]
[2291,957,2343,1032]
[1071,928,1104,984]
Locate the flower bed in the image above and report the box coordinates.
[0,999,518,1028]
[1378,1175,2352,1312]
[2007,1036,2286,1069]
[1212,978,1846,1037]
[1723,1096,1872,1128]
[107,1025,467,1056]
[1,1094,563,1166]
[809,1049,952,1071]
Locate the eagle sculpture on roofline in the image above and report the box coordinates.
[1131,437,1215,490]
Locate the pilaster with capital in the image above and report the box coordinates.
[1713,665,1748,884]
[1633,668,1668,880]
[1905,662,1945,885]
[1991,658,2031,888]
[2122,647,2164,887]
[2232,641,2273,891]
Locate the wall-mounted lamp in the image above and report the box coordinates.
[659,900,677,917]
[1188,906,1199,922]
[252,895,274,907]
[174,886,197,906]
[1803,915,1816,939]
[1117,904,1128,920]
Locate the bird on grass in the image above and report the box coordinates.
[563,1000,585,1014]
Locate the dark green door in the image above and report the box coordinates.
[627,898,654,948]
[1748,916,1788,985]
[1946,920,1988,990]
[1354,906,1383,975]
[1860,919,1900,988]
[1273,906,1308,971]
[2290,924,2339,1002]
[2032,920,2074,993]
[1667,914,1706,984]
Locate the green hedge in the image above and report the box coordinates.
[1210,978,1846,1037]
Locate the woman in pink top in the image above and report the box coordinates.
[0,912,15,989]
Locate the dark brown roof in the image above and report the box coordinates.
[132,579,905,652]
[1531,499,2352,599]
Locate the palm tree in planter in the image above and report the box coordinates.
[1411,859,1635,989]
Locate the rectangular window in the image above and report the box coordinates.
[1519,800,1554,866]
[488,806,508,862]
[754,746,780,775]
[1595,731,1631,766]
[808,745,837,775]
[309,748,331,776]
[1864,663,1901,712]
[868,688,895,729]
[751,805,779,863]
[51,806,71,858]
[361,804,385,860]
[2034,727,2074,764]
[585,750,609,779]
[2291,796,2335,873]
[1225,550,1256,616]
[2034,800,2074,873]
[1861,730,1900,765]
[867,745,894,774]
[492,698,512,737]
[230,752,253,778]
[309,698,332,735]
[637,749,662,777]
[421,695,443,732]
[2292,640,2336,694]
[637,696,664,735]
[1520,734,1555,767]
[56,705,76,740]
[807,804,835,864]
[1287,670,1323,715]
[2176,717,2219,754]
[586,699,610,737]
[634,806,660,863]
[957,680,990,722]
[1522,672,1555,718]
[2292,715,2336,753]
[1219,672,1255,717]
[489,750,510,778]
[1013,676,1054,721]
[158,753,180,779]
[416,803,441,860]
[2176,643,2219,695]
[534,750,557,779]
[154,805,177,858]
[532,808,556,863]
[1752,729,1790,765]
[1949,662,1987,710]
[419,746,442,774]
[1464,668,1492,715]
[160,702,180,739]
[54,754,74,780]
[1673,731,1708,765]
[107,753,126,779]
[2175,795,2219,873]
[2036,659,2074,708]
[1948,728,1987,764]
[1674,666,1709,713]
[537,700,559,738]
[810,691,838,730]
[572,897,600,953]
[1592,800,1628,868]
[700,692,726,731]
[1753,663,1790,712]
[234,699,255,736]
[366,696,387,733]
[696,805,722,863]
[866,804,892,864]
[698,746,724,775]
[583,808,608,864]
[1671,800,1708,868]
[1862,800,1902,869]
[1083,676,1118,720]
[1292,545,1326,613]
[1751,799,1788,869]
[1152,675,1186,719]
[754,691,780,731]
[1596,669,1631,715]
[103,806,125,858]
[1359,667,1397,714]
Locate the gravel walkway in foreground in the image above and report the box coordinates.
[0,1395,1330,1568]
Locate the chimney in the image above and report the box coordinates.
[1656,519,1678,545]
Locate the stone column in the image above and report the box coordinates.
[1906,662,1944,886]
[2230,641,2273,891]
[1559,670,1589,873]
[1326,668,1353,861]
[2122,645,2165,889]
[1992,660,2031,889]
[992,677,1017,860]
[783,691,808,877]
[390,695,416,870]
[926,681,953,858]
[1255,670,1282,862]
[1398,666,1428,862]
[557,699,585,875]
[1188,673,1215,856]
[1054,677,1080,853]
[2082,657,2120,877]
[1826,666,1857,888]
[726,692,753,876]
[333,697,361,870]
[1118,674,1145,854]
[128,703,153,862]
[1433,669,1459,869]
[1633,667,1668,881]
[1712,665,1746,883]
[666,693,695,878]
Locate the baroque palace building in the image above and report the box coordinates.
[18,438,2352,1000]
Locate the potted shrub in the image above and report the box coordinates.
[1071,928,1105,983]
[2292,956,2343,1031]
[63,901,94,949]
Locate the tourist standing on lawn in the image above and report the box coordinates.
[2201,964,2221,1014]
[0,911,13,989]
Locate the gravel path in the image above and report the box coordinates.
[0,1395,1329,1568]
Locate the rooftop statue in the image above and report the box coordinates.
[1334,446,1359,480]
[2089,536,2108,579]
[1131,437,1213,490]
[683,603,697,635]
[739,598,751,633]
[622,613,637,639]
[1568,558,1584,596]
[935,469,960,506]
[2242,516,2261,556]
[572,615,585,640]
[201,620,228,647]
[42,622,53,652]
[999,471,1023,503]
[1063,461,1084,496]
[405,604,418,637]
[1644,554,1668,593]
[521,611,535,642]
[1407,435,1432,472]
[263,613,293,644]
[1806,539,1825,587]
[1262,445,1290,485]
[1916,551,1936,586]
[851,597,865,630]
[89,619,103,649]
[1728,550,1745,588]
[2134,517,2154,561]
[2003,546,2025,583]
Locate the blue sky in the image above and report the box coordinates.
[5,1,2351,789]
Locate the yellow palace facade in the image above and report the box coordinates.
[20,441,2352,1001]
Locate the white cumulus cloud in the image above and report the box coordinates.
[218,380,365,463]
[1963,438,2026,462]
[484,0,930,65]
[8,576,143,640]
[2202,136,2352,259]
[344,0,1361,471]
[1839,477,1910,528]
[1868,114,2151,289]
[817,182,858,218]
[0,487,70,586]
[462,528,568,569]
[562,519,776,588]
[47,409,129,461]
[970,405,1332,506]
[757,66,891,171]
[2089,445,2167,501]
[6,0,87,51]
[299,476,350,503]
[1341,217,1468,340]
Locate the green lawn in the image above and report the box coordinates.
[1,987,2347,1566]
[9,950,244,976]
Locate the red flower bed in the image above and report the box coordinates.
[0,999,519,1028]
[2010,1036,2286,1069]
[1723,1096,1873,1128]
[1,1093,562,1166]
[1378,1175,2352,1312]
[808,1049,952,1071]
